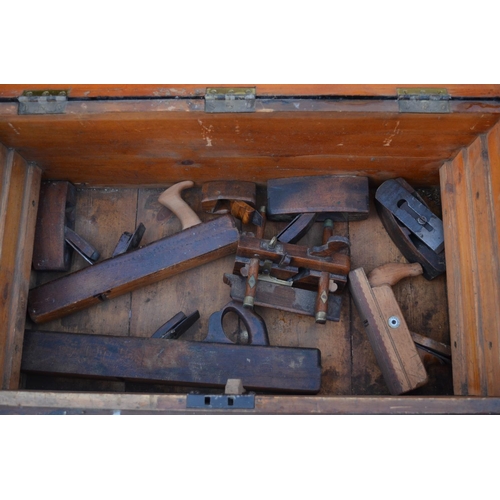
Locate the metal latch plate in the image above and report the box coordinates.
[397,88,450,113]
[18,89,69,115]
[186,393,255,409]
[205,87,256,113]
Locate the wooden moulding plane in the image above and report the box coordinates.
[27,181,240,324]
[349,262,451,395]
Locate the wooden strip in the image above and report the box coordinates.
[1,84,499,98]
[487,122,500,254]
[0,151,41,389]
[466,137,500,395]
[440,157,469,394]
[440,149,486,395]
[3,99,500,117]
[11,158,449,188]
[0,145,13,260]
[0,391,499,415]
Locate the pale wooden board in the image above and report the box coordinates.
[487,123,500,254]
[466,137,500,395]
[0,151,41,389]
[440,135,500,396]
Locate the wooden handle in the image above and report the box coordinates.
[158,181,202,230]
[368,262,423,288]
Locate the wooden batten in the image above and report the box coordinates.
[1,84,499,98]
[0,391,499,415]
[0,145,41,389]
[440,123,500,396]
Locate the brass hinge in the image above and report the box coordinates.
[397,88,450,113]
[18,89,69,115]
[205,87,256,113]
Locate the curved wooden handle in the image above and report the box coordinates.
[368,262,423,288]
[158,181,202,230]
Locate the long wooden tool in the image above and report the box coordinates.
[28,181,239,323]
[349,263,429,395]
[22,304,322,393]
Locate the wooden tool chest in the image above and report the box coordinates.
[0,84,499,414]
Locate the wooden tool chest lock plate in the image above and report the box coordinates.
[0,84,499,414]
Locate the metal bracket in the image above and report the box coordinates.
[186,393,255,409]
[397,88,450,114]
[205,87,256,113]
[18,90,69,115]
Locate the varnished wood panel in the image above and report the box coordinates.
[1,84,499,98]
[487,122,500,254]
[440,135,500,395]
[0,147,41,389]
[0,109,498,186]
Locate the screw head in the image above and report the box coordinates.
[388,316,401,329]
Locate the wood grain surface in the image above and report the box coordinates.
[440,132,500,395]
[349,268,428,395]
[0,146,41,389]
[0,108,498,187]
